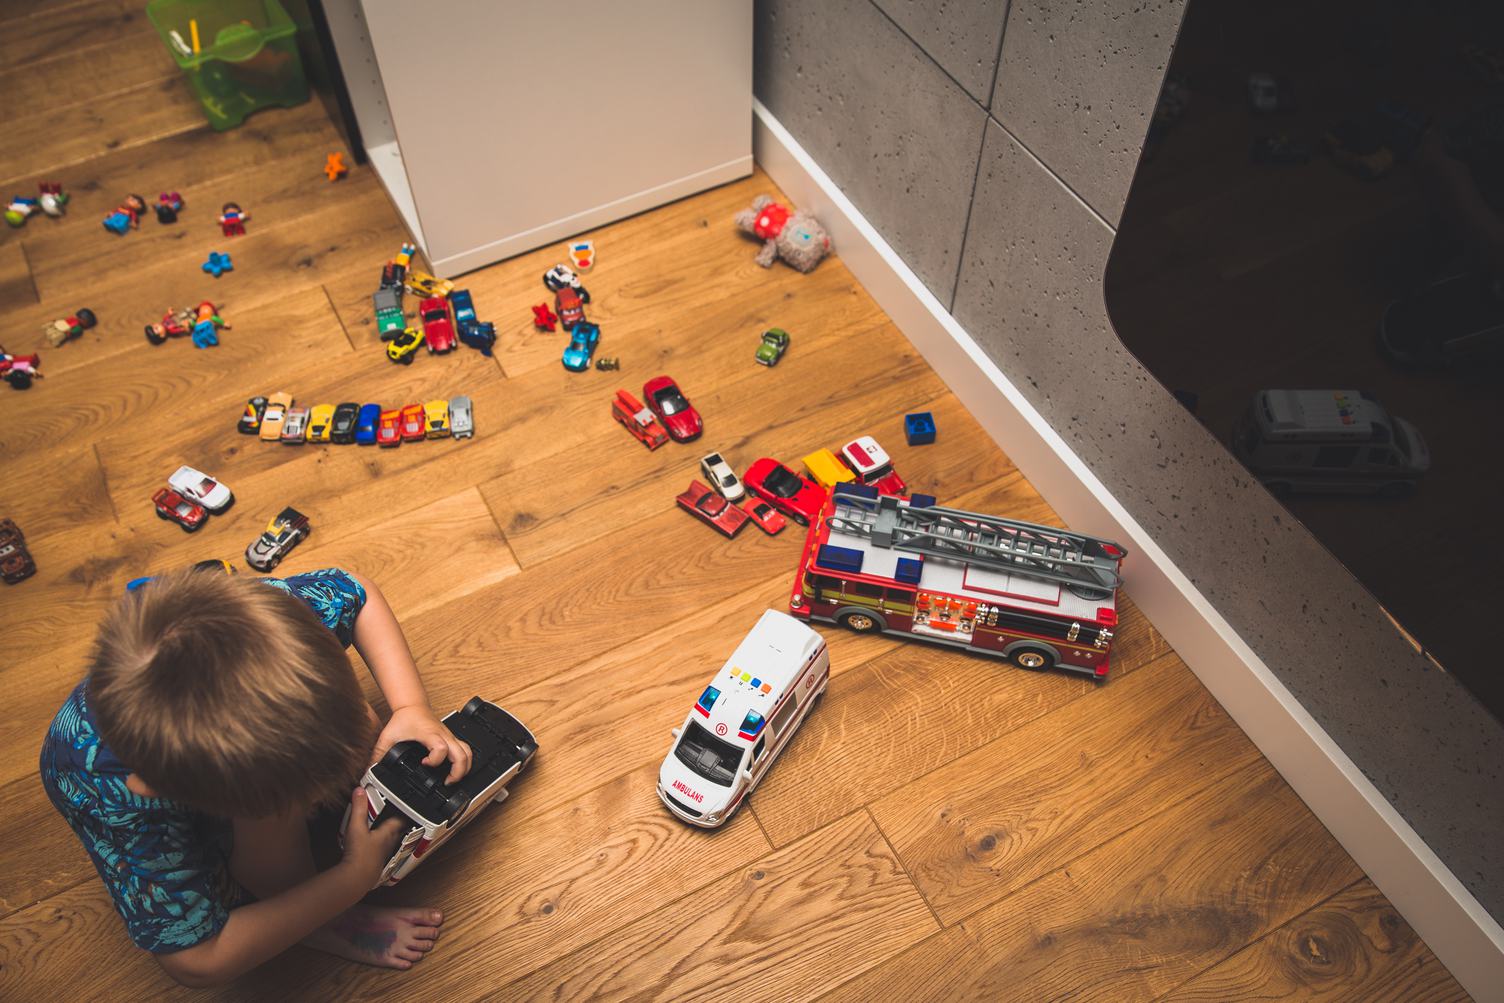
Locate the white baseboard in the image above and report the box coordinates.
[752,97,1504,1000]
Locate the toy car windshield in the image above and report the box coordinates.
[765,466,805,497]
[673,720,742,787]
[655,390,688,415]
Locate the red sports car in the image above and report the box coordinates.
[643,375,702,442]
[744,458,826,526]
[676,480,748,538]
[399,403,426,442]
[152,487,207,532]
[743,499,787,535]
[419,297,456,353]
[378,408,402,447]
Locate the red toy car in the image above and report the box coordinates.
[744,499,788,535]
[152,487,207,532]
[399,403,426,442]
[0,518,37,584]
[378,408,402,447]
[744,458,826,526]
[676,480,749,538]
[419,297,456,353]
[611,389,669,450]
[643,375,702,442]
[555,288,585,329]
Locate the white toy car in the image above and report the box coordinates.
[699,451,745,501]
[450,395,474,439]
[346,697,537,885]
[658,610,828,829]
[167,465,233,512]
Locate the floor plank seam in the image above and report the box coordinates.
[321,282,360,355]
[17,237,39,305]
[475,487,525,571]
[90,442,120,524]
[864,805,947,933]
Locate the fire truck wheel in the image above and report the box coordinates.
[1008,646,1055,672]
[838,610,882,633]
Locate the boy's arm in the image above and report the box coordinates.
[156,791,400,988]
[347,573,473,782]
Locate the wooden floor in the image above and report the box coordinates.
[0,3,1468,1000]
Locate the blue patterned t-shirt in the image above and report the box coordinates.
[38,568,367,954]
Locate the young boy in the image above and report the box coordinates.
[40,566,474,987]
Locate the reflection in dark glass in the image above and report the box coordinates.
[1105,0,1504,722]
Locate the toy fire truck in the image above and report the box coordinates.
[345,697,538,886]
[789,484,1127,678]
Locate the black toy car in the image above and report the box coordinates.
[237,395,268,434]
[330,402,360,444]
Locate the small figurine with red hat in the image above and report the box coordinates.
[155,192,184,224]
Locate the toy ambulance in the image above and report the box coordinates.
[658,610,829,829]
[346,697,538,886]
[1232,389,1429,496]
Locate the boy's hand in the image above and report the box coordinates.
[373,705,474,783]
[341,789,405,888]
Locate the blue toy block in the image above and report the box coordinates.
[904,411,936,446]
[202,251,233,278]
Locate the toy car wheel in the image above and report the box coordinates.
[790,512,808,526]
[1008,646,1055,672]
[442,791,469,821]
[380,744,408,768]
[401,354,414,365]
[76,309,97,329]
[838,610,881,633]
[461,697,485,717]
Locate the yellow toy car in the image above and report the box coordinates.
[424,399,450,438]
[405,271,454,299]
[306,403,335,442]
[802,447,856,490]
[387,327,424,365]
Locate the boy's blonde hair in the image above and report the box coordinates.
[88,567,375,818]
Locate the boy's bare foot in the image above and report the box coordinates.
[306,904,443,970]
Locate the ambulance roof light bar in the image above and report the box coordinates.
[826,486,1127,594]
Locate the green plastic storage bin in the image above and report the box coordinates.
[147,0,308,130]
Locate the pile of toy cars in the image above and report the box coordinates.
[151,466,233,533]
[376,243,496,361]
[611,375,701,449]
[239,393,475,446]
[542,264,603,372]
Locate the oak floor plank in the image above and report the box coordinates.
[0,34,177,111]
[869,651,1267,926]
[830,764,1362,1003]
[0,240,36,305]
[1161,879,1468,1002]
[490,811,937,1003]
[0,0,148,71]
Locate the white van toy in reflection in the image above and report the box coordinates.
[1233,389,1429,497]
[345,697,538,885]
[658,610,829,828]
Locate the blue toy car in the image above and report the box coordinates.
[450,288,497,356]
[355,403,381,445]
[561,322,600,372]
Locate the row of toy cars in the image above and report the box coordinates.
[238,394,475,445]
[677,436,908,538]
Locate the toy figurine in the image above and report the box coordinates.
[542,263,590,302]
[324,152,348,181]
[154,191,184,223]
[102,194,146,235]
[531,303,558,331]
[734,195,831,273]
[202,251,233,278]
[567,240,595,272]
[0,346,42,389]
[595,356,620,371]
[5,183,68,227]
[218,201,249,236]
[190,301,227,348]
[145,306,195,344]
[41,308,97,347]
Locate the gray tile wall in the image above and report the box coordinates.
[755,0,1504,924]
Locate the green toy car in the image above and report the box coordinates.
[374,286,405,340]
[755,328,790,366]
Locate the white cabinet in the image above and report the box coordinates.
[326,0,752,276]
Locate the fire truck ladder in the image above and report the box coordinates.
[827,493,1127,596]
